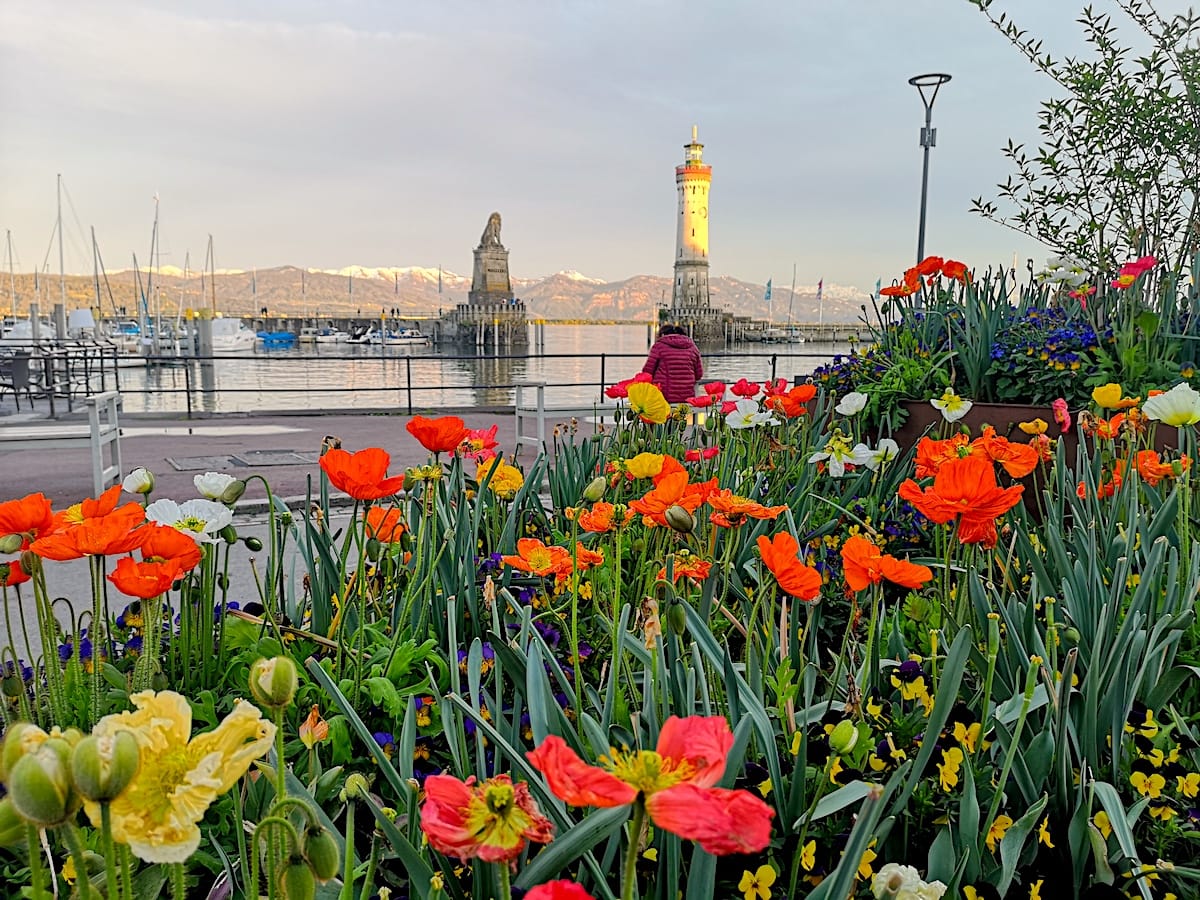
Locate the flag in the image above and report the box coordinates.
[816,279,823,302]
[764,279,772,302]
[438,266,443,294]
[874,278,882,297]
[349,273,353,296]
[252,268,257,296]
[394,271,399,295]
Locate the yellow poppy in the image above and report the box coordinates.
[1037,816,1054,847]
[83,690,275,863]
[1018,418,1048,435]
[1092,383,1123,409]
[625,452,666,479]
[627,382,670,424]
[476,457,525,500]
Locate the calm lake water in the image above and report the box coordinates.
[116,325,852,414]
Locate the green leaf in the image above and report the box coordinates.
[1093,781,1152,900]
[795,781,874,828]
[997,794,1047,896]
[513,806,628,890]
[362,792,435,900]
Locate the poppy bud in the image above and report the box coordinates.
[7,739,76,827]
[1062,626,1081,647]
[220,524,239,545]
[582,476,607,503]
[122,467,155,495]
[18,550,38,575]
[0,534,22,554]
[221,479,247,505]
[0,722,48,782]
[340,773,370,802]
[302,825,340,882]
[365,538,382,561]
[667,601,687,635]
[249,656,298,709]
[280,511,294,528]
[244,536,264,552]
[150,672,168,691]
[0,797,24,847]
[986,613,1001,657]
[631,538,646,554]
[829,720,859,755]
[70,732,140,803]
[216,573,230,592]
[278,854,317,900]
[664,505,695,534]
[2,673,22,699]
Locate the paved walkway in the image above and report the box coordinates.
[0,405,526,507]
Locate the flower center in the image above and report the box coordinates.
[601,748,695,796]
[175,515,209,534]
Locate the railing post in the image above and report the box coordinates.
[599,353,606,404]
[770,354,777,385]
[185,363,193,420]
[405,355,413,415]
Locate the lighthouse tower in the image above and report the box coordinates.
[671,125,712,312]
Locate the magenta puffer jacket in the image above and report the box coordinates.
[642,334,703,403]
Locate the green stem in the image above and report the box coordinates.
[235,778,252,895]
[980,656,1040,855]
[100,803,120,900]
[274,707,288,805]
[359,837,380,900]
[60,822,94,900]
[90,554,105,726]
[119,845,133,900]
[621,801,645,900]
[858,585,882,698]
[25,825,46,900]
[170,862,186,900]
[338,800,356,900]
[498,862,513,900]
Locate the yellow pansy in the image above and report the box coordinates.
[1149,803,1177,821]
[938,747,964,792]
[1029,878,1043,899]
[953,721,981,754]
[1177,772,1200,798]
[1131,771,1166,799]
[625,452,666,479]
[1037,816,1054,847]
[83,690,275,863]
[738,864,776,900]
[61,856,77,885]
[800,840,816,872]
[1092,383,1123,409]
[1092,810,1112,840]
[986,814,1013,853]
[856,846,877,880]
[627,382,670,424]
[476,457,525,500]
[1019,418,1048,435]
[758,777,773,798]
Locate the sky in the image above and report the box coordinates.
[0,0,1190,293]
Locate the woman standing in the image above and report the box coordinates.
[642,325,703,403]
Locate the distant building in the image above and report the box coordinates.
[437,212,528,349]
[664,126,728,344]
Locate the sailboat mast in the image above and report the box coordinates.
[6,230,15,318]
[206,234,216,314]
[786,263,796,331]
[91,227,101,317]
[57,174,66,308]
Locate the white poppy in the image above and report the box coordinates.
[809,437,874,478]
[860,438,900,471]
[122,467,155,495]
[835,391,868,417]
[145,498,235,543]
[930,389,972,423]
[1142,381,1200,427]
[726,399,765,429]
[194,472,238,500]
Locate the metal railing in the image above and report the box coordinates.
[0,340,125,417]
[100,348,841,419]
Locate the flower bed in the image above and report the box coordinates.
[1,374,1199,900]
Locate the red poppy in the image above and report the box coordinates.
[764,384,817,418]
[756,532,822,600]
[0,493,54,545]
[502,538,571,576]
[1,559,30,587]
[898,454,1023,547]
[554,542,604,581]
[420,773,553,863]
[365,506,406,543]
[707,490,787,528]
[915,256,945,277]
[108,556,183,599]
[319,448,405,500]
[525,881,596,900]
[30,505,148,561]
[840,534,933,593]
[881,267,922,297]
[720,400,739,415]
[730,378,760,398]
[406,415,471,454]
[527,716,774,855]
[604,372,653,400]
[684,447,720,463]
[704,381,726,397]
[942,259,969,282]
[686,394,718,408]
[458,424,500,462]
[139,523,203,572]
[1077,459,1125,499]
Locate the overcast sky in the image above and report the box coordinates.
[0,1,1189,292]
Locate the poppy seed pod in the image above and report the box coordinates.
[302,824,340,882]
[249,656,299,709]
[71,732,140,803]
[664,504,695,534]
[667,601,687,635]
[7,739,77,827]
[2,673,21,699]
[829,720,859,755]
[220,479,247,505]
[220,524,239,545]
[365,537,382,561]
[278,854,317,900]
[340,772,370,802]
[244,536,264,552]
[582,476,607,503]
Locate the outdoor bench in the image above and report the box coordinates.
[513,381,620,451]
[0,391,123,495]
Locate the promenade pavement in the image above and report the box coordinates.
[0,404,527,507]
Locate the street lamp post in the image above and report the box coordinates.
[909,73,951,265]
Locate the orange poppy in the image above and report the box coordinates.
[365,506,406,543]
[898,454,1023,547]
[2,559,30,587]
[319,448,406,500]
[652,456,688,483]
[108,556,183,599]
[973,427,1040,479]
[30,504,148,561]
[420,773,554,863]
[913,434,973,478]
[0,492,54,545]
[1135,450,1191,487]
[139,523,203,572]
[552,543,605,582]
[756,532,823,600]
[915,256,945,277]
[764,384,817,418]
[656,553,712,584]
[1082,412,1126,440]
[502,538,572,577]
[942,259,969,282]
[706,490,787,528]
[1076,459,1125,499]
[840,534,933,593]
[406,415,471,454]
[575,502,633,533]
[527,716,774,855]
[630,472,705,527]
[880,267,922,297]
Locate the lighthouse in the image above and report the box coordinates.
[666,126,727,343]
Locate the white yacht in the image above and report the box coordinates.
[210,318,257,353]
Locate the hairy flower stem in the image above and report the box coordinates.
[119,845,134,900]
[170,863,186,900]
[498,862,513,900]
[339,800,356,900]
[61,822,95,900]
[100,802,120,900]
[980,656,1040,853]
[274,707,288,804]
[859,586,883,697]
[568,519,584,738]
[89,554,105,726]
[234,780,252,898]
[25,825,45,900]
[621,801,646,900]
[250,816,303,900]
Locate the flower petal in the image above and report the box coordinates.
[646,784,774,854]
[527,736,637,808]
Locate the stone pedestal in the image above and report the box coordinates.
[469,245,514,305]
